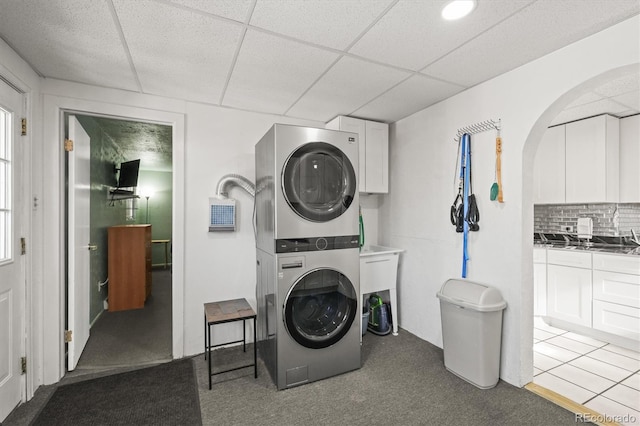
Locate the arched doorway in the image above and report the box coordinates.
[523,64,640,417]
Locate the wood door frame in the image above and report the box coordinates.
[42,95,185,385]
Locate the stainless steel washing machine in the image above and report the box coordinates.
[257,244,360,389]
[255,124,359,252]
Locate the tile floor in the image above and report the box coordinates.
[533,317,640,425]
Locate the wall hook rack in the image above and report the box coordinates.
[453,119,501,142]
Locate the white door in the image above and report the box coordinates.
[0,80,25,421]
[67,116,91,371]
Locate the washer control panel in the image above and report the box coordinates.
[276,235,359,253]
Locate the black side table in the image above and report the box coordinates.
[204,298,257,389]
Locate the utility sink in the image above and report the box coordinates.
[359,245,404,337]
[360,245,404,257]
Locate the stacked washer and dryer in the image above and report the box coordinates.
[255,124,361,390]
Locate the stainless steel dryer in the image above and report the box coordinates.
[255,124,359,251]
[257,244,360,389]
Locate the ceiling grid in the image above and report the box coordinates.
[0,0,636,124]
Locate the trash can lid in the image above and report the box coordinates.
[436,279,507,312]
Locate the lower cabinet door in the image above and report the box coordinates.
[593,300,640,340]
[547,264,592,327]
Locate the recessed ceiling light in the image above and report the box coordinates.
[441,0,477,21]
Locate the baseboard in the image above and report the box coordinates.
[525,382,621,426]
[90,308,104,328]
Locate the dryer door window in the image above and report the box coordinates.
[284,268,357,349]
[283,142,356,222]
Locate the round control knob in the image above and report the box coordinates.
[315,238,328,250]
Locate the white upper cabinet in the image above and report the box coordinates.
[533,125,565,204]
[363,120,389,193]
[326,116,389,193]
[619,115,640,202]
[533,114,620,204]
[565,114,619,203]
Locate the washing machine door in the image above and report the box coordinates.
[282,142,356,222]
[284,268,357,349]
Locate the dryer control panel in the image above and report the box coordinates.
[276,235,359,253]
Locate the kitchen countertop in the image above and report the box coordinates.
[534,241,640,256]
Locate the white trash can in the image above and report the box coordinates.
[436,278,507,389]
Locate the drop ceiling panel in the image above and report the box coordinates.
[166,0,253,22]
[113,0,242,103]
[353,75,464,123]
[0,0,139,91]
[250,0,394,50]
[222,29,339,115]
[287,56,411,122]
[422,0,640,87]
[350,0,534,72]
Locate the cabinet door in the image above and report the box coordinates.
[593,300,640,340]
[565,115,619,203]
[533,125,565,204]
[364,121,389,193]
[619,115,640,202]
[533,263,547,316]
[593,270,640,308]
[547,264,592,326]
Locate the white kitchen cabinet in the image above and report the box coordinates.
[593,252,640,276]
[546,250,592,327]
[565,114,619,203]
[619,115,640,202]
[592,253,640,340]
[593,270,640,308]
[533,248,547,316]
[533,125,565,204]
[326,116,389,193]
[593,300,640,341]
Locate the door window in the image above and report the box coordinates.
[284,268,357,349]
[0,106,11,262]
[282,142,356,222]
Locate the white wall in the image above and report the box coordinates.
[181,102,322,355]
[359,194,380,247]
[380,16,640,386]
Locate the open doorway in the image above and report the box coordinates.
[65,113,173,376]
[529,69,640,420]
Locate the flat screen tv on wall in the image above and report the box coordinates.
[117,159,140,189]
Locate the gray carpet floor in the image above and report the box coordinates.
[73,268,172,372]
[5,270,584,425]
[193,330,582,425]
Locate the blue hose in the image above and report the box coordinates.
[462,133,470,278]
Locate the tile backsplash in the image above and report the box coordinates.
[534,203,640,236]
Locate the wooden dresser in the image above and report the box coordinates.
[108,224,152,311]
